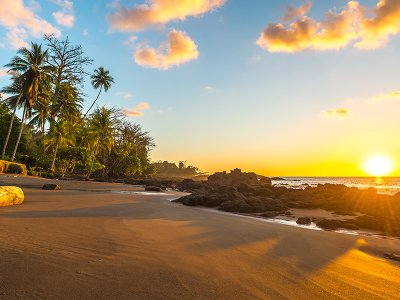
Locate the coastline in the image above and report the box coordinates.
[1,174,400,299]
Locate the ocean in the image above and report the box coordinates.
[271,177,400,195]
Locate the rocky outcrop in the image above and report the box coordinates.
[174,169,400,237]
[145,186,163,192]
[0,186,24,207]
[296,217,312,225]
[316,219,359,231]
[208,168,259,187]
[42,184,61,190]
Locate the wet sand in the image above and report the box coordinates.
[1,175,400,299]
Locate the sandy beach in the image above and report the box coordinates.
[1,175,400,299]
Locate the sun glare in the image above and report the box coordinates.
[362,155,395,177]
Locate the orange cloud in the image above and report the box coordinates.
[108,0,225,32]
[52,11,75,28]
[0,0,61,49]
[134,30,199,69]
[357,0,400,49]
[123,102,150,117]
[323,107,350,118]
[257,0,400,53]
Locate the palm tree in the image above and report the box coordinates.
[1,43,53,161]
[45,120,75,172]
[29,77,52,153]
[51,83,83,122]
[85,106,120,178]
[83,67,114,118]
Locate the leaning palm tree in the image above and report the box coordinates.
[83,67,114,118]
[45,120,75,172]
[1,43,53,160]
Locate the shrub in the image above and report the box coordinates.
[0,160,27,175]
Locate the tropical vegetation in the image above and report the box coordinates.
[0,37,155,179]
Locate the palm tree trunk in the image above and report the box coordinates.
[10,105,26,162]
[50,142,59,172]
[1,92,22,160]
[84,86,102,118]
[41,116,46,154]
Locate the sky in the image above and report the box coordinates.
[1,0,400,176]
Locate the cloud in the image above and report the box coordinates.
[284,2,312,22]
[371,91,400,102]
[51,0,73,11]
[0,68,8,77]
[83,29,89,36]
[117,91,133,99]
[134,30,199,69]
[257,0,400,53]
[204,86,214,91]
[125,35,138,45]
[51,0,75,28]
[0,0,61,49]
[52,11,75,28]
[357,0,400,49]
[108,0,225,32]
[123,102,150,117]
[323,107,350,118]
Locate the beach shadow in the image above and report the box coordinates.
[0,194,364,275]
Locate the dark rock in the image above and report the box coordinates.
[42,184,61,190]
[316,219,342,230]
[296,217,312,225]
[145,186,162,192]
[271,177,285,181]
[258,176,272,185]
[261,211,279,218]
[384,253,400,262]
[176,179,208,192]
[208,168,259,187]
[219,196,286,213]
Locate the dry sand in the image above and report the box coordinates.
[0,174,400,299]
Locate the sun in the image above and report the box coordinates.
[362,155,395,177]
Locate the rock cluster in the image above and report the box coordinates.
[174,169,400,236]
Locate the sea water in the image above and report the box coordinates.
[272,177,400,195]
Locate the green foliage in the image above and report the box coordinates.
[0,160,27,175]
[0,37,155,179]
[152,161,201,178]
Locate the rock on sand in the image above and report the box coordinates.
[0,186,24,207]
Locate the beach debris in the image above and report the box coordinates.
[0,186,24,207]
[296,217,312,225]
[145,186,163,192]
[42,184,61,190]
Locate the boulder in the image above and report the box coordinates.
[316,219,342,230]
[145,186,162,192]
[296,217,312,225]
[42,184,61,190]
[176,179,209,193]
[261,211,279,218]
[0,186,24,207]
[259,176,272,185]
[208,168,259,187]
